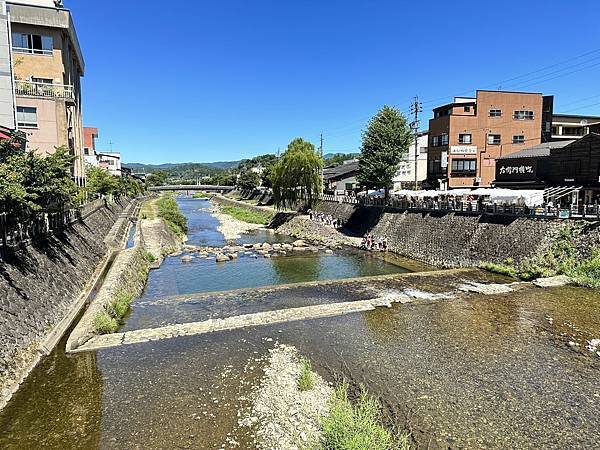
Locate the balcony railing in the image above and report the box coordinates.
[15,80,74,100]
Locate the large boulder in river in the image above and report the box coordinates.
[228,253,238,260]
[181,255,194,263]
[293,240,307,248]
[215,254,230,263]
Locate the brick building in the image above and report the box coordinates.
[427,90,553,189]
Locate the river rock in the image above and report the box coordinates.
[533,275,571,288]
[293,239,307,248]
[293,246,309,252]
[198,251,209,258]
[325,249,334,254]
[282,243,293,251]
[215,254,230,263]
[263,253,272,258]
[228,253,238,260]
[181,255,193,263]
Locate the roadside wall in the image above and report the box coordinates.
[212,194,274,214]
[311,201,594,268]
[0,198,132,404]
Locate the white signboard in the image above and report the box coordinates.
[450,146,477,155]
[441,151,448,169]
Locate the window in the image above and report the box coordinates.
[512,135,525,144]
[489,109,502,117]
[464,106,471,112]
[17,106,38,128]
[432,136,439,147]
[12,33,53,55]
[434,108,451,118]
[513,110,534,120]
[84,148,90,156]
[458,133,472,144]
[32,77,53,85]
[451,159,477,175]
[441,134,449,145]
[488,134,501,145]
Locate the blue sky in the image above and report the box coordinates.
[73,0,600,164]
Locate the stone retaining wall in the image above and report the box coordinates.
[0,198,133,406]
[309,201,598,268]
[212,194,275,214]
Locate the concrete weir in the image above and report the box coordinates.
[71,294,417,353]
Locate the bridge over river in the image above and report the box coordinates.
[148,184,236,194]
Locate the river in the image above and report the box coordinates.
[0,197,599,449]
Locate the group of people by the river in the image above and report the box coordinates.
[307,210,346,229]
[361,232,388,252]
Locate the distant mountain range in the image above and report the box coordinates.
[124,161,240,172]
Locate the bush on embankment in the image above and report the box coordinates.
[480,224,600,287]
[220,205,274,225]
[156,195,188,237]
[192,192,210,199]
[91,249,150,335]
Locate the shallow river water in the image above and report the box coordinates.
[1,198,599,449]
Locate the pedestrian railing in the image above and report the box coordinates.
[319,195,600,220]
[0,197,110,249]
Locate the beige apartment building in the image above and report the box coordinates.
[8,0,86,185]
[427,90,554,188]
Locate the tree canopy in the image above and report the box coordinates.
[237,170,262,191]
[358,105,412,196]
[272,138,322,210]
[0,140,78,217]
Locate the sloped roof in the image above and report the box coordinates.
[496,140,574,160]
[323,160,359,180]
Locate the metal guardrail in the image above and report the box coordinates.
[148,185,236,192]
[320,195,600,220]
[15,80,75,100]
[0,198,110,249]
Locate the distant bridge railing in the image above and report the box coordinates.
[320,194,600,220]
[148,185,236,192]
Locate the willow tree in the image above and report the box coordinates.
[272,138,322,210]
[358,105,412,199]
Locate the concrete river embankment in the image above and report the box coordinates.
[0,196,599,449]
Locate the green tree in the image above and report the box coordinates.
[86,166,119,197]
[0,143,77,216]
[358,105,412,198]
[272,138,322,210]
[145,170,167,187]
[237,170,262,191]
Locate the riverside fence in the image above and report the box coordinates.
[320,194,600,220]
[0,198,110,249]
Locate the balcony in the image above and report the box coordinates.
[15,80,74,100]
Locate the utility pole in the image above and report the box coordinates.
[410,96,423,191]
[319,132,324,195]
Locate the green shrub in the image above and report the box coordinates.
[94,311,118,334]
[220,205,274,225]
[297,358,315,392]
[192,192,210,199]
[141,250,156,263]
[156,195,187,237]
[479,262,517,278]
[321,381,410,450]
[110,292,133,319]
[570,250,600,288]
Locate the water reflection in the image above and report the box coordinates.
[0,334,103,449]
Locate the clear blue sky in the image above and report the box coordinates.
[73,0,600,164]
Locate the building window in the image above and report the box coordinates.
[458,134,472,144]
[488,134,501,145]
[432,136,439,147]
[17,106,38,128]
[32,77,53,85]
[489,109,502,117]
[512,135,525,144]
[464,106,471,112]
[451,159,477,175]
[12,33,53,55]
[441,134,449,145]
[513,110,534,120]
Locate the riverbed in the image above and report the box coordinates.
[1,197,599,449]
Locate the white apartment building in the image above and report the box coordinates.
[393,132,428,190]
[97,151,122,177]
